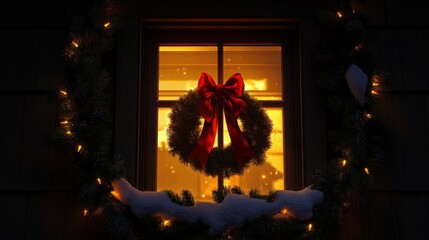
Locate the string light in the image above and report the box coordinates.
[281,209,288,215]
[111,190,119,199]
[371,90,379,95]
[372,82,380,87]
[366,113,372,119]
[103,22,110,28]
[72,41,79,48]
[162,219,171,227]
[364,167,370,175]
[307,223,313,231]
[261,175,266,179]
[60,90,68,96]
[342,159,347,167]
[97,178,102,185]
[77,145,82,152]
[66,130,72,135]
[83,209,88,216]
[336,11,343,18]
[60,120,69,125]
[353,43,363,51]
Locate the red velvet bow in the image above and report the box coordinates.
[187,72,254,169]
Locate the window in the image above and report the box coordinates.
[139,20,302,198]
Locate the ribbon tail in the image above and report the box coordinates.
[225,112,254,168]
[186,112,218,169]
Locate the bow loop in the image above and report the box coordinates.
[187,72,254,169]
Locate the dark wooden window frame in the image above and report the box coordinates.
[137,19,304,191]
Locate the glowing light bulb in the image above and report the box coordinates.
[66,130,71,135]
[60,90,68,96]
[372,82,380,86]
[281,209,288,214]
[77,145,82,152]
[262,175,266,179]
[60,120,69,125]
[83,209,88,216]
[72,41,79,48]
[308,223,313,231]
[162,220,171,227]
[103,22,110,28]
[337,11,343,18]
[342,159,347,167]
[371,90,379,95]
[111,190,119,199]
[366,113,372,119]
[364,167,370,175]
[202,194,206,198]
[97,178,102,185]
[353,44,363,51]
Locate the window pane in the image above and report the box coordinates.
[159,46,217,100]
[227,108,284,193]
[224,46,282,100]
[157,108,217,202]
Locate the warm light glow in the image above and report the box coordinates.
[111,190,119,199]
[261,175,266,179]
[372,82,379,86]
[308,223,313,231]
[337,11,343,18]
[354,44,363,51]
[77,145,82,152]
[162,220,171,227]
[103,22,110,28]
[202,194,206,198]
[72,41,79,48]
[371,90,379,95]
[281,209,288,215]
[366,113,372,119]
[60,120,69,125]
[83,209,88,216]
[60,90,68,96]
[342,159,347,167]
[66,130,72,135]
[97,178,102,185]
[364,167,370,175]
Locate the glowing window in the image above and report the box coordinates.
[157,45,284,201]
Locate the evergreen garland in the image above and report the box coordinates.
[311,3,386,238]
[52,0,385,239]
[167,90,273,177]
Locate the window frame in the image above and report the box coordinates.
[138,19,303,191]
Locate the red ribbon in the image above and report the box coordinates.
[187,72,254,169]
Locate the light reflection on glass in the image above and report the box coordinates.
[224,46,282,100]
[159,46,217,100]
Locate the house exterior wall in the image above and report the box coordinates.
[0,0,427,239]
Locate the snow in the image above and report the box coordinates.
[112,178,323,236]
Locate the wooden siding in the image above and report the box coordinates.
[0,1,108,239]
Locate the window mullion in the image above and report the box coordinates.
[217,43,224,149]
[217,42,224,191]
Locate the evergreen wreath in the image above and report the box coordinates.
[167,90,272,177]
[52,0,386,239]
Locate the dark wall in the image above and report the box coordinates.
[336,0,429,239]
[1,0,428,239]
[0,1,107,239]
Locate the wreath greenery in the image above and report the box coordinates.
[53,0,386,239]
[167,90,272,177]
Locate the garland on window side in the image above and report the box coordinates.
[52,0,385,239]
[311,3,386,237]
